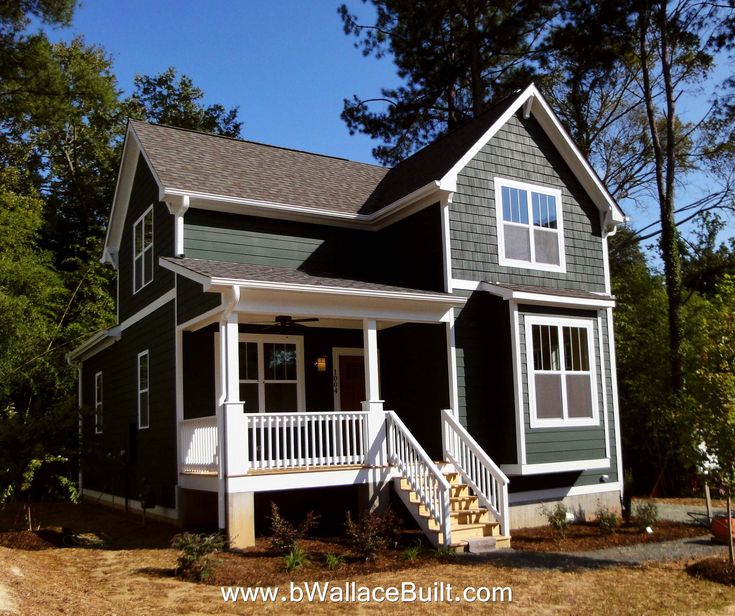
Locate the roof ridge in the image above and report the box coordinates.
[129,119,388,170]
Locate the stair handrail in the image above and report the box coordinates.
[441,409,510,536]
[385,411,452,546]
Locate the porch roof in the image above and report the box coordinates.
[481,281,615,308]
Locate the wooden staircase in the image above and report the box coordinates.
[393,469,511,552]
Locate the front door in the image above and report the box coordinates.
[334,350,365,411]
[238,334,305,412]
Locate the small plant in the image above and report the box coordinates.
[594,506,619,535]
[283,545,308,572]
[542,502,571,538]
[344,508,403,561]
[435,546,457,562]
[324,552,345,570]
[403,541,423,561]
[268,501,319,554]
[632,500,659,530]
[171,531,224,582]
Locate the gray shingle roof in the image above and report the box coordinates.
[163,257,455,297]
[130,91,521,217]
[485,281,614,301]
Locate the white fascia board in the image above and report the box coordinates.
[501,458,610,476]
[508,481,621,504]
[479,281,615,308]
[66,329,120,364]
[102,125,166,265]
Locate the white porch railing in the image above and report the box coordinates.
[441,409,510,535]
[244,411,370,472]
[385,411,452,546]
[180,416,219,474]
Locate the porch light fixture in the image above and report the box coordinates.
[314,355,328,372]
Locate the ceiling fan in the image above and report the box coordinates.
[257,315,319,330]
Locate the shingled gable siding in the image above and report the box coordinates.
[118,155,175,322]
[449,113,606,292]
[81,301,177,509]
[182,205,445,292]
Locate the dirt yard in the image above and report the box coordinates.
[1,501,735,615]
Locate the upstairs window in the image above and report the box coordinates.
[94,371,103,434]
[138,350,150,429]
[495,178,565,272]
[526,316,598,428]
[133,206,154,293]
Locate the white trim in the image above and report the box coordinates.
[525,315,600,429]
[238,333,306,412]
[82,487,178,520]
[445,314,460,414]
[597,314,611,461]
[607,306,625,497]
[177,303,225,332]
[494,177,566,273]
[602,234,612,296]
[67,330,119,363]
[510,301,526,465]
[118,289,176,332]
[174,278,184,477]
[94,371,103,434]
[165,194,190,257]
[502,458,610,476]
[332,347,364,411]
[508,480,621,504]
[137,350,150,429]
[450,278,482,292]
[132,205,154,294]
[439,197,453,292]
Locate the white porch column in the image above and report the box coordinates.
[361,318,383,412]
[221,313,247,477]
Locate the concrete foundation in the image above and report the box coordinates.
[509,489,622,529]
[227,492,256,549]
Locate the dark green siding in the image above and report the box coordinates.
[183,205,445,292]
[449,113,606,292]
[177,274,221,325]
[183,326,217,419]
[118,156,175,322]
[82,300,177,508]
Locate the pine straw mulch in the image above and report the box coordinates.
[511,520,709,552]
[687,557,735,586]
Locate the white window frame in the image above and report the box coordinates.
[495,177,566,273]
[238,334,306,413]
[525,315,599,428]
[94,371,103,434]
[137,350,150,429]
[133,205,154,294]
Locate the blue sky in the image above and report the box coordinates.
[41,0,733,247]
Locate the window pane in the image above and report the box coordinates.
[96,374,103,404]
[265,383,297,412]
[504,225,531,261]
[503,186,528,224]
[566,374,593,417]
[239,383,259,412]
[532,193,558,229]
[139,390,149,426]
[134,256,143,291]
[134,220,143,255]
[563,327,589,371]
[535,374,563,418]
[144,211,153,247]
[264,343,296,380]
[534,228,560,265]
[532,324,560,371]
[239,342,259,381]
[139,354,149,389]
[144,247,153,284]
[501,186,511,221]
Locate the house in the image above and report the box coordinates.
[68,84,626,551]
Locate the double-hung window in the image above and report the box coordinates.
[526,317,598,428]
[495,178,565,271]
[94,371,103,434]
[138,350,150,429]
[133,206,154,293]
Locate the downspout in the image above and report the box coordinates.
[218,285,240,535]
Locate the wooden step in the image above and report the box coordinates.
[450,508,491,525]
[450,495,479,510]
[443,472,461,485]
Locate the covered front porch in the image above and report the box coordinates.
[165,257,509,549]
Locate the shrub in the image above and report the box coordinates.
[435,546,457,562]
[283,545,308,572]
[171,532,224,582]
[632,500,659,530]
[542,502,571,538]
[594,506,619,535]
[324,552,345,570]
[344,508,403,561]
[403,541,423,561]
[268,501,319,554]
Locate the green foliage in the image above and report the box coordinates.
[541,503,570,538]
[402,541,423,561]
[594,506,619,535]
[129,67,242,137]
[344,508,403,561]
[632,501,659,530]
[171,532,224,582]
[283,545,308,572]
[324,552,345,570]
[267,502,319,554]
[434,546,457,562]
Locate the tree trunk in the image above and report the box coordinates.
[728,489,734,564]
